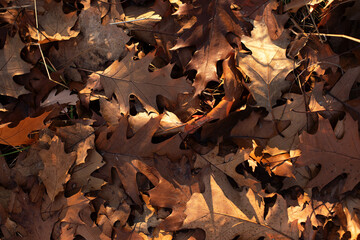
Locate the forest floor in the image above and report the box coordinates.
[0,0,360,239]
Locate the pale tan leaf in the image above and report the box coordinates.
[28,0,79,41]
[40,89,79,107]
[237,20,296,111]
[181,169,298,240]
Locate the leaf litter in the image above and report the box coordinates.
[0,0,360,239]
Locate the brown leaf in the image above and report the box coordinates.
[200,109,290,148]
[300,37,339,75]
[264,93,309,152]
[96,116,190,205]
[172,0,267,95]
[0,33,30,98]
[181,169,298,240]
[49,7,129,82]
[99,98,122,126]
[262,0,289,41]
[310,66,360,119]
[65,149,105,194]
[56,123,95,165]
[222,53,243,101]
[237,20,296,111]
[39,136,76,201]
[0,155,14,188]
[0,111,50,146]
[97,50,192,113]
[194,146,260,191]
[28,0,79,41]
[9,190,58,240]
[297,114,360,193]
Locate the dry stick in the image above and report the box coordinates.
[309,32,360,44]
[33,0,68,89]
[0,4,33,10]
[305,4,326,43]
[109,18,157,25]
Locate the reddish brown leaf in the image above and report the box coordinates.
[297,114,360,193]
[0,111,50,146]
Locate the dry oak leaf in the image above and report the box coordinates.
[0,111,50,146]
[96,116,191,205]
[172,0,267,95]
[288,195,335,228]
[28,0,79,41]
[40,89,79,107]
[9,190,58,240]
[41,191,92,225]
[39,135,76,201]
[194,146,260,191]
[97,50,192,113]
[309,66,360,117]
[65,149,105,194]
[181,169,298,240]
[0,33,31,98]
[49,7,129,82]
[340,196,360,239]
[237,20,295,111]
[56,123,95,165]
[264,93,309,153]
[297,114,360,193]
[55,206,111,240]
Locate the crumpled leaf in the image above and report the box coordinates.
[288,193,336,228]
[39,136,76,201]
[237,20,296,111]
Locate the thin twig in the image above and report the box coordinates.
[309,32,360,44]
[33,0,68,89]
[0,4,33,10]
[110,18,159,25]
[306,4,326,42]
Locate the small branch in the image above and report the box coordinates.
[109,18,157,25]
[309,32,360,44]
[0,4,33,10]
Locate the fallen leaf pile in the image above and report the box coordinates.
[0,0,360,239]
